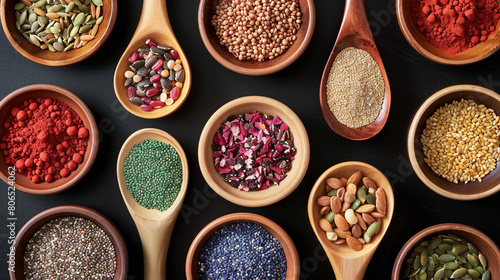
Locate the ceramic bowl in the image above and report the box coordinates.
[408,84,500,200]
[1,0,117,66]
[9,205,128,280]
[392,223,500,279]
[0,84,98,195]
[198,96,310,207]
[185,212,300,280]
[396,0,500,65]
[198,0,315,75]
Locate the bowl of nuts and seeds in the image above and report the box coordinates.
[408,84,500,200]
[198,0,316,76]
[198,96,310,207]
[1,0,117,66]
[392,223,500,280]
[9,205,128,280]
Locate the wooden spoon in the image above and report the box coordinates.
[116,128,189,280]
[319,0,391,140]
[307,162,394,280]
[113,0,191,119]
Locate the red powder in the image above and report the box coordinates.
[410,0,500,54]
[0,98,89,184]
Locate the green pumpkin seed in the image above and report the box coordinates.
[444,262,459,270]
[478,253,487,268]
[31,0,46,9]
[70,25,79,37]
[467,243,479,255]
[37,16,48,27]
[73,12,85,26]
[366,222,379,237]
[22,23,31,30]
[414,245,425,254]
[325,211,335,223]
[450,267,466,278]
[356,188,366,203]
[438,242,452,251]
[427,256,435,271]
[48,4,63,13]
[53,41,64,51]
[29,34,40,46]
[366,194,376,204]
[434,267,445,280]
[85,19,96,26]
[63,42,74,51]
[418,271,427,280]
[442,238,455,244]
[452,244,469,255]
[65,1,75,13]
[467,268,480,278]
[438,254,455,263]
[30,21,39,33]
[84,14,92,24]
[28,12,37,23]
[408,267,420,278]
[434,248,446,255]
[444,268,453,278]
[14,3,26,10]
[461,274,472,280]
[92,0,103,6]
[482,270,491,280]
[327,189,337,196]
[15,22,21,32]
[350,199,361,211]
[47,26,61,34]
[18,10,27,25]
[47,42,56,52]
[420,248,428,267]
[429,236,441,250]
[79,24,92,33]
[47,37,58,43]
[474,265,485,275]
[404,264,411,278]
[62,28,69,40]
[15,10,20,21]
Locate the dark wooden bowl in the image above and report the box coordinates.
[396,0,500,65]
[9,205,128,280]
[1,0,117,66]
[392,223,500,279]
[198,0,315,76]
[185,213,300,280]
[408,84,500,200]
[0,84,98,195]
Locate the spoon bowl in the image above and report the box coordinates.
[307,161,394,280]
[116,128,189,280]
[113,0,191,119]
[319,0,391,140]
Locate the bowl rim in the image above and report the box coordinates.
[9,205,128,280]
[185,212,300,280]
[0,0,118,66]
[395,0,500,65]
[0,84,99,195]
[198,95,310,207]
[197,0,316,76]
[407,84,500,200]
[391,223,500,280]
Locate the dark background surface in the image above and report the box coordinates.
[1,0,500,279]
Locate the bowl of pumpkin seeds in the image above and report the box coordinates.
[1,0,117,66]
[392,223,499,280]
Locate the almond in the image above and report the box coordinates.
[333,228,352,239]
[341,201,351,212]
[319,218,333,232]
[316,196,331,207]
[337,187,345,202]
[355,204,375,213]
[355,212,367,230]
[351,224,362,238]
[331,196,341,214]
[363,176,378,189]
[346,236,363,251]
[347,171,362,186]
[371,211,385,218]
[340,178,348,187]
[357,237,366,245]
[334,238,346,245]
[326,177,343,190]
[375,188,387,215]
[319,206,330,216]
[375,219,382,234]
[334,214,350,231]
[346,183,357,194]
[362,213,376,225]
[344,192,356,203]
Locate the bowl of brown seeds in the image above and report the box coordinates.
[1,0,117,66]
[198,0,315,76]
[408,84,500,200]
[9,205,128,280]
[392,223,499,280]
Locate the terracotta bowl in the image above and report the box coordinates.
[9,205,128,280]
[198,96,310,207]
[392,223,500,279]
[408,84,500,200]
[396,0,500,65]
[1,0,117,66]
[0,84,98,195]
[198,0,316,75]
[185,212,300,280]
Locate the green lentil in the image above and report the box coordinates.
[123,140,183,211]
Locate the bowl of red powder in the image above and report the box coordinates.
[0,84,98,195]
[397,0,500,64]
[198,96,310,207]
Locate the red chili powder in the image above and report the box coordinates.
[410,0,500,54]
[0,98,88,184]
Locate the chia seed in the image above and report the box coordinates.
[23,216,117,279]
[198,222,287,279]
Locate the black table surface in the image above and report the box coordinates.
[1,0,500,279]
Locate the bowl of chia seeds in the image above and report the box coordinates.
[198,96,310,207]
[1,0,117,66]
[9,205,128,280]
[186,212,300,280]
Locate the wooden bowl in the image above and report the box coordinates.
[1,0,117,66]
[198,96,310,207]
[198,0,316,75]
[407,84,500,200]
[0,84,98,195]
[396,0,500,65]
[8,205,128,280]
[392,223,500,280]
[185,212,300,280]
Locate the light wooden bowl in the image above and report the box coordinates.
[396,0,500,65]
[308,161,394,280]
[9,205,128,280]
[392,223,500,280]
[198,96,310,207]
[0,84,98,195]
[1,0,117,66]
[198,0,315,75]
[185,212,300,280]
[408,84,500,200]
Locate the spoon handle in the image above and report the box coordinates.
[327,250,374,280]
[338,0,373,43]
[134,0,174,37]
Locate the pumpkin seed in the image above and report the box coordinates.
[413,256,421,271]
[15,22,21,32]
[366,194,376,204]
[452,244,469,255]
[461,274,472,280]
[467,243,479,255]
[73,13,85,26]
[438,254,455,263]
[450,267,466,278]
[47,42,56,52]
[434,267,445,280]
[357,188,366,203]
[53,41,64,51]
[478,253,487,268]
[366,221,379,237]
[22,23,31,30]
[438,243,452,251]
[467,269,481,278]
[79,24,91,33]
[418,271,426,280]
[47,26,61,34]
[29,34,40,46]
[327,189,337,196]
[15,3,26,10]
[408,268,420,278]
[18,10,27,25]
[92,0,103,6]
[31,0,46,9]
[482,270,491,280]
[420,249,428,267]
[325,212,335,223]
[30,21,39,33]
[444,262,459,270]
[70,25,79,37]
[350,199,361,210]
[37,16,48,27]
[28,12,37,23]
[474,266,485,275]
[427,256,435,271]
[65,2,75,13]
[63,42,74,51]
